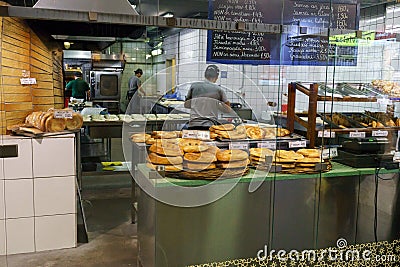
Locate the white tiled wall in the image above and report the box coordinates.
[0,135,76,256]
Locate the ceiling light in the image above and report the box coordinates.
[162,12,174,18]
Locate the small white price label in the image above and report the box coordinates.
[182,130,197,139]
[54,110,73,119]
[257,142,276,150]
[349,132,366,138]
[322,147,338,159]
[20,78,37,85]
[318,131,336,138]
[197,131,210,140]
[229,142,249,151]
[372,130,388,137]
[289,140,307,148]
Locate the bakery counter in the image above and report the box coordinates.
[135,163,400,267]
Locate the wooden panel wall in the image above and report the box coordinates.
[0,16,63,134]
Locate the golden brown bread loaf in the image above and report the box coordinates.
[147,153,183,165]
[65,113,84,130]
[45,114,66,132]
[216,149,248,162]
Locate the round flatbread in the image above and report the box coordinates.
[147,153,183,165]
[210,124,235,131]
[275,150,304,160]
[296,157,322,164]
[131,133,151,143]
[218,159,249,169]
[217,149,248,162]
[149,143,183,157]
[246,127,265,139]
[184,152,217,163]
[250,148,275,158]
[184,162,216,171]
[146,163,183,172]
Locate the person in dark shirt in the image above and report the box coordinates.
[184,65,231,130]
[127,68,145,101]
[66,72,90,101]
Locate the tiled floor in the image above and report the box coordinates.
[0,187,136,267]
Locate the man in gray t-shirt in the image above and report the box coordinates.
[184,65,231,130]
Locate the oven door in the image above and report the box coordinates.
[93,72,121,100]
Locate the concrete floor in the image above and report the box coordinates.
[1,186,137,267]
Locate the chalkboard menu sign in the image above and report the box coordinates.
[207,0,360,66]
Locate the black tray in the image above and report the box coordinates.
[334,150,393,168]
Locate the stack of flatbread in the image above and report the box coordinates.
[209,124,247,140]
[293,149,323,173]
[249,148,275,168]
[216,149,249,169]
[274,150,304,170]
[180,139,218,171]
[146,139,184,172]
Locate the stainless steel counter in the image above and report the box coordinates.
[135,164,400,267]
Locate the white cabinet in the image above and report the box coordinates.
[35,214,76,252]
[6,217,35,255]
[33,137,75,178]
[5,179,34,219]
[0,220,5,256]
[0,181,4,220]
[3,139,33,180]
[0,134,77,255]
[34,176,76,216]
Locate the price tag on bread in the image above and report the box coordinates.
[54,110,73,119]
[318,131,335,138]
[197,131,211,140]
[257,141,276,150]
[321,147,338,159]
[372,130,388,137]
[229,142,249,151]
[349,131,366,138]
[289,140,307,148]
[182,130,198,139]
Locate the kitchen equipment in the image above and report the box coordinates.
[90,71,122,100]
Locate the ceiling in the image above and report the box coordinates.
[2,0,397,13]
[0,0,398,51]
